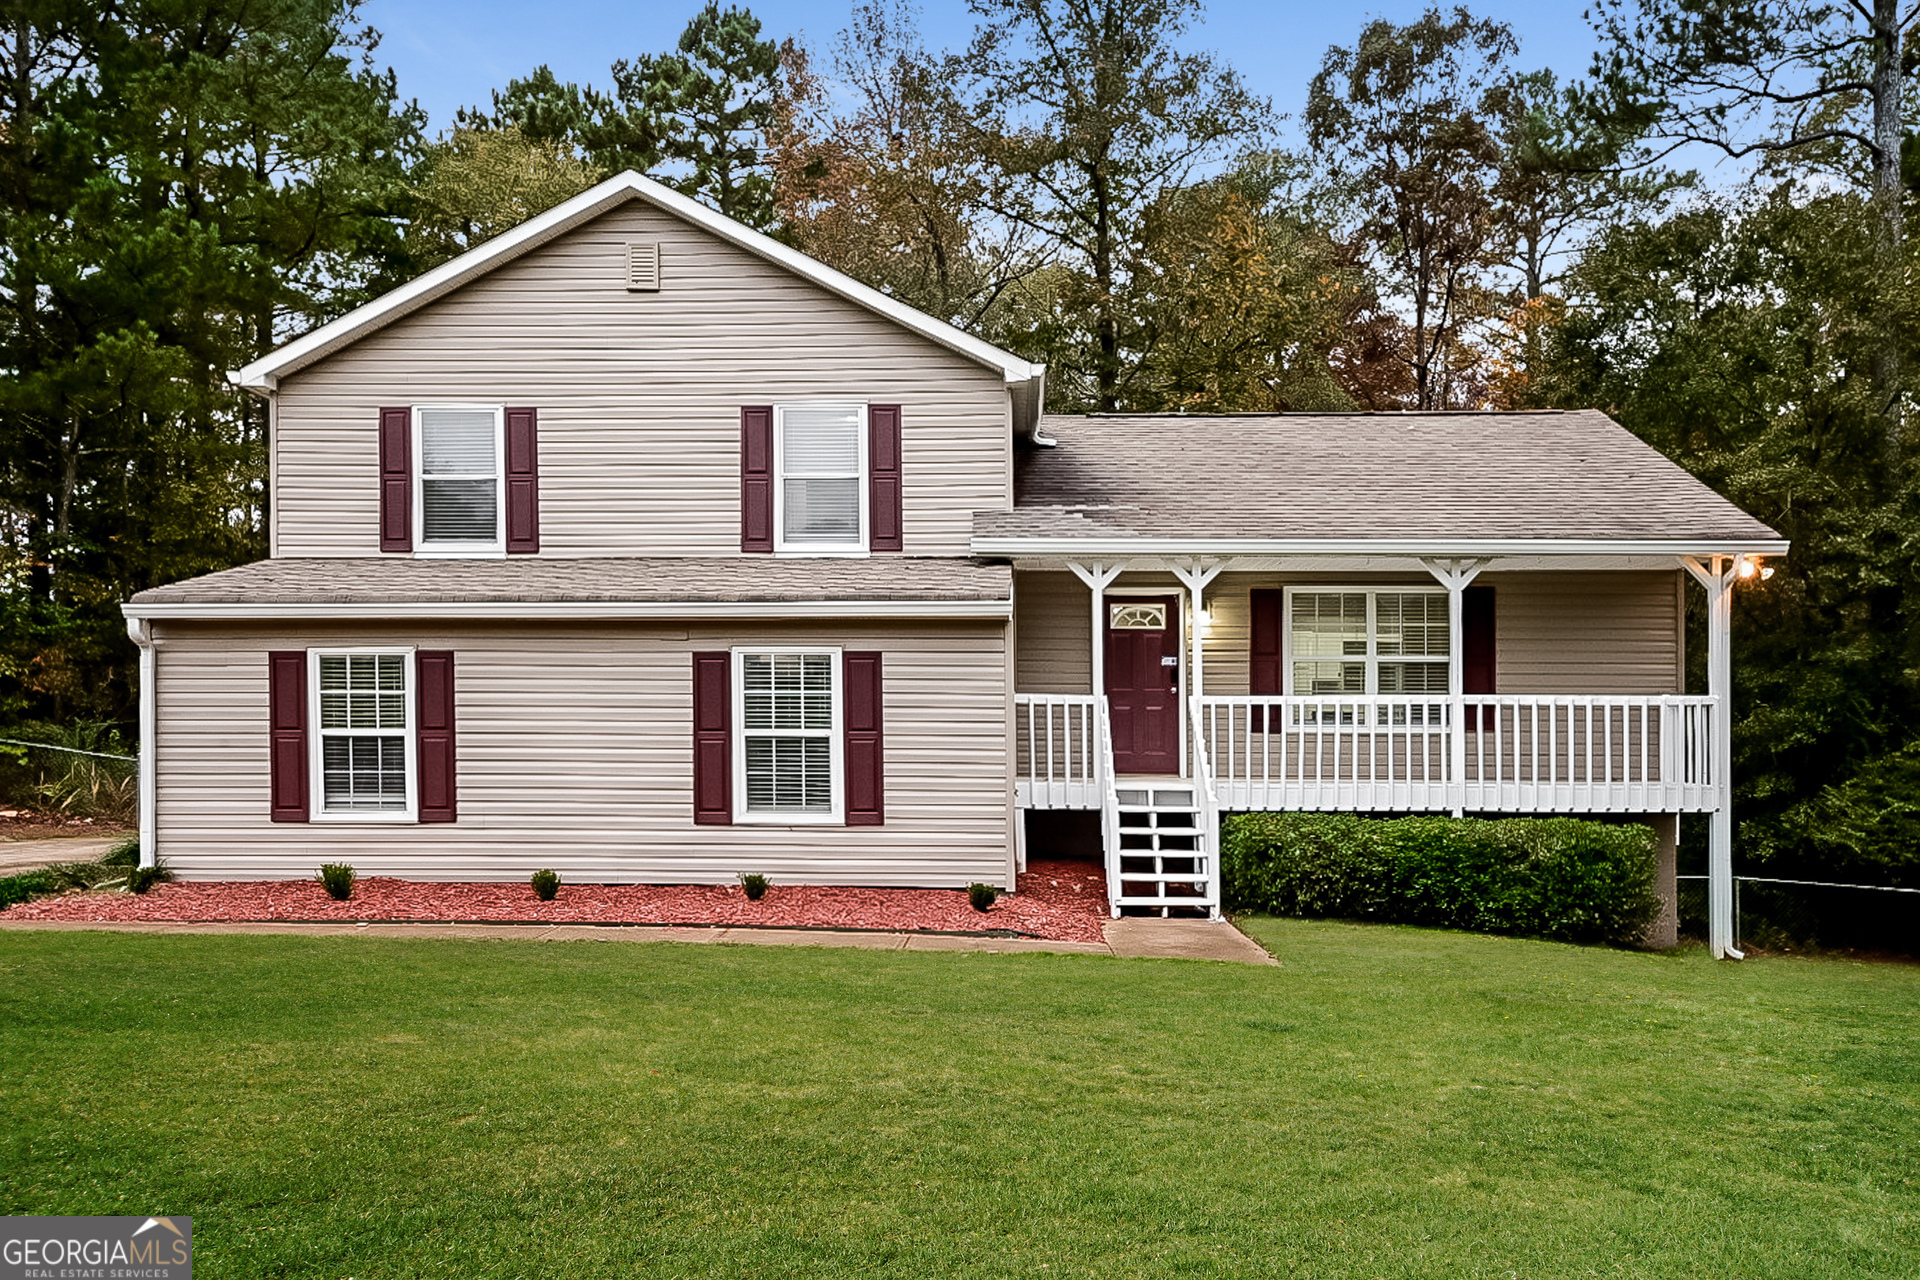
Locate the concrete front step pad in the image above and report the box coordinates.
[1102,917,1278,965]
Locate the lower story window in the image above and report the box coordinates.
[314,650,414,818]
[1289,589,1449,725]
[736,649,841,820]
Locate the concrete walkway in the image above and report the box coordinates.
[0,836,127,874]
[0,915,1277,964]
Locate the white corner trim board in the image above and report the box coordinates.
[120,597,1013,622]
[228,170,1042,394]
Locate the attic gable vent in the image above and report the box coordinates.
[626,242,661,292]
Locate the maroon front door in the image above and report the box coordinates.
[1105,595,1181,774]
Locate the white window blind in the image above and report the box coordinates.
[317,653,410,812]
[418,407,500,545]
[740,652,836,814]
[777,404,863,549]
[1290,590,1449,722]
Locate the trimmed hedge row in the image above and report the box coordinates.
[1221,813,1661,946]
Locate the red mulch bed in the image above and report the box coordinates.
[4,858,1111,944]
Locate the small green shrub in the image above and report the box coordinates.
[43,860,119,892]
[531,869,561,901]
[318,863,356,901]
[740,873,769,901]
[968,882,998,912]
[0,869,54,910]
[99,837,140,867]
[125,861,172,895]
[1221,813,1660,946]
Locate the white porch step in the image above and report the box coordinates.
[1106,775,1218,919]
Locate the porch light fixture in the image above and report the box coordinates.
[1736,556,1775,581]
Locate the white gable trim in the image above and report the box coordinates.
[230,170,1043,396]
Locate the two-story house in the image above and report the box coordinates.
[122,172,1785,958]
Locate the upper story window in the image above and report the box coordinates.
[1288,589,1449,696]
[416,406,504,555]
[775,403,867,554]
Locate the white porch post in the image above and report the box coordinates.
[1421,558,1490,816]
[126,616,156,869]
[1171,562,1223,700]
[1172,562,1223,785]
[1684,555,1743,960]
[1067,561,1124,701]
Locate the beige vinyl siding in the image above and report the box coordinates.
[1489,571,1683,694]
[1019,570,1682,697]
[153,619,1011,885]
[1013,571,1093,694]
[272,200,1011,558]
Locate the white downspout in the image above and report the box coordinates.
[126,615,157,869]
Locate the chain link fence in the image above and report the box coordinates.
[0,732,138,824]
[1677,874,1919,956]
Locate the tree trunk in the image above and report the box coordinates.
[1870,0,1903,459]
[1091,156,1118,412]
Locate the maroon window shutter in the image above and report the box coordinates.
[379,407,411,552]
[868,405,903,552]
[504,408,539,554]
[416,650,457,822]
[1249,589,1283,731]
[1463,586,1496,693]
[268,651,309,822]
[844,651,884,825]
[741,406,774,553]
[1463,585,1495,731]
[693,652,733,824]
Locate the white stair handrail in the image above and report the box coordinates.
[1095,695,1122,917]
[1186,696,1223,920]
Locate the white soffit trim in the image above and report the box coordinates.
[122,598,1012,622]
[230,171,1040,393]
[971,536,1792,559]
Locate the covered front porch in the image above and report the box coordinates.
[1006,551,1757,952]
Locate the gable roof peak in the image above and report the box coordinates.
[229,170,1044,422]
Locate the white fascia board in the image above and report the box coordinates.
[122,598,1012,622]
[231,171,1038,393]
[971,536,1792,559]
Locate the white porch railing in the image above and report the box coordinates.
[1014,694,1102,809]
[1194,694,1719,814]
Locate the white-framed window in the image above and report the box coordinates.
[774,402,867,554]
[415,405,504,556]
[1286,588,1449,723]
[733,647,843,822]
[310,649,416,821]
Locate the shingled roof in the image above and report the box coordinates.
[127,557,1010,616]
[976,411,1783,548]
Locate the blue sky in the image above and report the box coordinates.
[365,0,1606,143]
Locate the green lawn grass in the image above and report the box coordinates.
[1,921,1915,1278]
